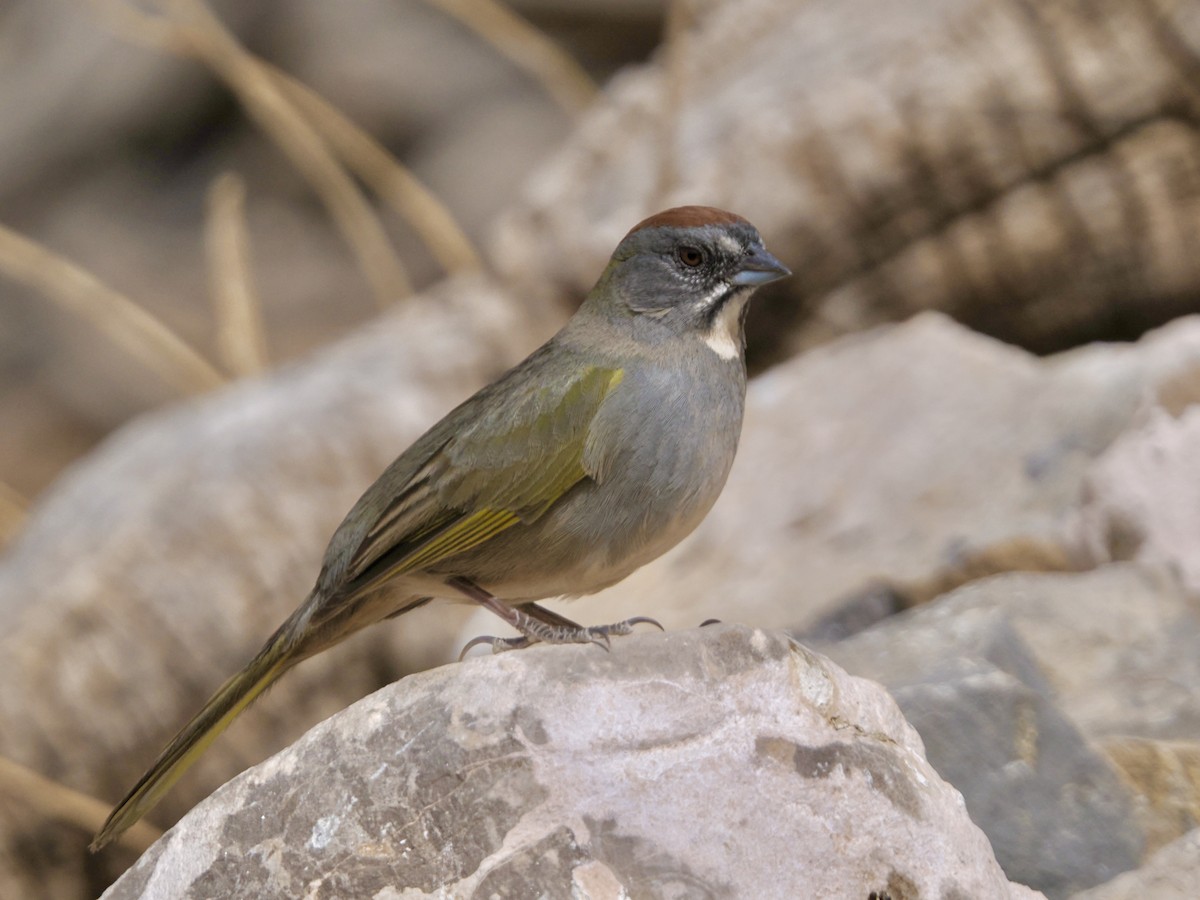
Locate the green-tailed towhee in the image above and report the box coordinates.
[92,205,790,851]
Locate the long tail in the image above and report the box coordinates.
[90,617,302,851]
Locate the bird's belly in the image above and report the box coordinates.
[422,358,745,603]
[437,519,686,603]
[430,444,736,602]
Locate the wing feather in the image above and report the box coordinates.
[338,365,623,598]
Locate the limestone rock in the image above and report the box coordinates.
[820,595,1144,897]
[1103,738,1200,858]
[816,562,1200,895]
[1077,404,1200,595]
[102,626,1042,900]
[824,564,1200,743]
[1069,829,1200,900]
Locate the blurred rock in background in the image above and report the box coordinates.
[4,0,1200,897]
[494,0,1200,362]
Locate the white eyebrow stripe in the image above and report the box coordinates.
[716,234,743,255]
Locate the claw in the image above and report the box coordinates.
[699,618,722,627]
[458,634,532,660]
[625,616,664,632]
[585,616,664,639]
[458,635,497,661]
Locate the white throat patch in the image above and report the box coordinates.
[703,291,748,360]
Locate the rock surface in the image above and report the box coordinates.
[818,571,1154,897]
[1103,737,1200,859]
[824,564,1200,744]
[816,563,1200,897]
[1077,404,1200,595]
[101,625,1043,900]
[1069,829,1200,900]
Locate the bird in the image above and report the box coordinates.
[91,205,790,851]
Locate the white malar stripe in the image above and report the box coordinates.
[703,293,748,360]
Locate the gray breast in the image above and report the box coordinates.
[438,348,747,601]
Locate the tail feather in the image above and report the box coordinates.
[90,625,296,851]
[90,585,425,852]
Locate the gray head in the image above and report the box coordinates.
[584,206,790,357]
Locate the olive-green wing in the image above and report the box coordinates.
[340,365,624,597]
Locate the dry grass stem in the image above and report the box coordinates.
[0,482,27,546]
[91,0,412,307]
[206,173,269,376]
[92,0,477,286]
[166,0,412,306]
[0,755,163,854]
[654,0,691,206]
[272,69,482,275]
[421,0,598,117]
[0,223,225,394]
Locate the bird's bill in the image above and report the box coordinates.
[731,246,791,286]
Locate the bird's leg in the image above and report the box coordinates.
[448,577,604,656]
[448,577,663,657]
[518,602,664,642]
[457,603,582,656]
[574,613,665,639]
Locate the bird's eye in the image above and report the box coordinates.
[677,246,704,268]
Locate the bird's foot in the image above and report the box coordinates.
[458,615,664,659]
[585,615,664,639]
[459,633,533,659]
[448,576,664,658]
